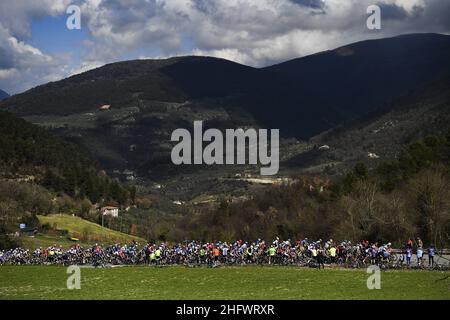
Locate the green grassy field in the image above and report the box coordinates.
[20,234,85,250]
[19,214,146,250]
[0,266,449,300]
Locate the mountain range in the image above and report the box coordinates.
[0,33,449,201]
[0,89,9,101]
[287,75,450,176]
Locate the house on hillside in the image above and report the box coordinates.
[123,169,136,181]
[318,145,330,151]
[368,152,380,159]
[101,206,119,217]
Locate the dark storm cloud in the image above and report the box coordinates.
[0,47,15,69]
[377,3,408,20]
[414,0,450,30]
[290,0,324,9]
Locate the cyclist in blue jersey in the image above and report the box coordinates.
[428,244,436,267]
[405,246,412,267]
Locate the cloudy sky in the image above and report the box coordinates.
[0,0,449,95]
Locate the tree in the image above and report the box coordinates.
[410,167,450,247]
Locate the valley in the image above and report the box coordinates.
[0,33,449,244]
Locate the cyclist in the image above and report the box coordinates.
[149,251,156,265]
[199,246,206,264]
[405,246,412,267]
[213,247,220,264]
[398,251,404,266]
[155,247,161,265]
[246,246,253,263]
[311,246,318,263]
[268,246,276,264]
[328,246,337,263]
[317,248,325,269]
[223,244,229,261]
[416,238,424,267]
[428,244,436,267]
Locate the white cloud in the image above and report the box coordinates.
[0,0,449,94]
[0,68,17,79]
[68,60,104,76]
[77,0,449,68]
[0,0,71,94]
[0,0,71,37]
[0,26,69,94]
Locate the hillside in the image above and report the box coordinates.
[19,214,145,249]
[0,56,326,140]
[0,89,9,101]
[3,34,449,141]
[38,214,145,244]
[266,33,450,120]
[0,34,448,245]
[0,110,131,205]
[131,131,450,244]
[0,33,449,207]
[291,76,450,176]
[0,110,138,250]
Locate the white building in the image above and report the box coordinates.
[368,152,380,159]
[101,206,119,217]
